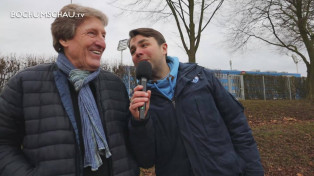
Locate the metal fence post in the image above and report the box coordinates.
[287,76,292,100]
[240,75,245,100]
[262,76,266,101]
[128,66,131,96]
[227,75,232,94]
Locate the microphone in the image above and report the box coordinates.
[135,61,152,120]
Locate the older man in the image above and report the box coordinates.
[0,4,138,176]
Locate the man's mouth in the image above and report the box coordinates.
[91,50,102,55]
[138,58,149,63]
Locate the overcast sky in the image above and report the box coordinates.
[0,0,307,76]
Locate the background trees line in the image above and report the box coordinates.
[0,55,137,92]
[0,54,55,91]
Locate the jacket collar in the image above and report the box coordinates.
[148,56,179,100]
[175,62,204,97]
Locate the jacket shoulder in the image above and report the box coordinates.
[14,63,55,81]
[98,69,123,82]
[202,67,216,79]
[4,63,55,88]
[96,70,128,96]
[20,63,55,72]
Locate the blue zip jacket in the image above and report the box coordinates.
[129,62,264,176]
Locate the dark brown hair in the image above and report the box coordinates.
[128,28,166,48]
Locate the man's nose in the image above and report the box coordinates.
[134,48,143,58]
[95,36,106,49]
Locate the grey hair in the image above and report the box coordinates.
[51,4,108,52]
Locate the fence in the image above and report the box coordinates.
[215,70,306,100]
[215,73,245,100]
[242,74,306,100]
[117,69,306,100]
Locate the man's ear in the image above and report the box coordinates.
[161,43,168,55]
[59,39,69,48]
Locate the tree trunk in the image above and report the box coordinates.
[307,62,314,101]
[187,50,196,63]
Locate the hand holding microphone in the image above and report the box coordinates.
[129,61,152,120]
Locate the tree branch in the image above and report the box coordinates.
[166,0,189,52]
[200,0,224,32]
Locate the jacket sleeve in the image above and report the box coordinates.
[128,113,155,168]
[204,70,264,176]
[0,74,36,176]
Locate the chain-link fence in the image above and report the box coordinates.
[243,74,306,100]
[214,70,306,100]
[215,72,245,100]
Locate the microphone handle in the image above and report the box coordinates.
[139,77,147,120]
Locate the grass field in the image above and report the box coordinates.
[241,100,314,176]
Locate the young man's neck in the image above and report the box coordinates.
[152,63,170,81]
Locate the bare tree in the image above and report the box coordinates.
[0,55,21,91]
[0,54,56,92]
[111,0,225,63]
[227,0,314,100]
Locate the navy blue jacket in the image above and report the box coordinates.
[129,63,264,176]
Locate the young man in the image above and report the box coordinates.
[0,4,138,176]
[128,28,264,176]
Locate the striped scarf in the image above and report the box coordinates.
[56,53,111,171]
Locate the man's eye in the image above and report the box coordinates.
[87,32,96,37]
[130,50,135,55]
